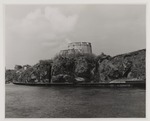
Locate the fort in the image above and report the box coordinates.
[60,42,92,56]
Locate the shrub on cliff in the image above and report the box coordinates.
[5,70,17,83]
[51,53,96,82]
[13,60,53,83]
[23,60,53,83]
[52,53,76,76]
[39,60,53,83]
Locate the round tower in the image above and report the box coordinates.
[68,42,92,54]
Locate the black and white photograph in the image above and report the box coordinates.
[3,2,147,118]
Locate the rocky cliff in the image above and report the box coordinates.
[5,49,146,84]
[51,49,145,83]
[97,49,146,82]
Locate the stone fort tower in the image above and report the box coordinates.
[68,42,92,54]
[60,42,92,55]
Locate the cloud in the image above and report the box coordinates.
[44,7,78,33]
[6,6,79,68]
[9,6,79,47]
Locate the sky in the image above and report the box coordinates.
[5,4,146,69]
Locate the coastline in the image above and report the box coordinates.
[11,80,145,88]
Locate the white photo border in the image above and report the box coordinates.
[0,0,149,121]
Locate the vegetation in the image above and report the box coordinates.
[5,70,17,83]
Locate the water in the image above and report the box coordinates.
[5,84,145,118]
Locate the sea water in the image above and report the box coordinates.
[5,84,145,118]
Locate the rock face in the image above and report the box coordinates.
[98,59,121,82]
[75,57,91,79]
[111,49,145,79]
[51,74,75,83]
[5,49,146,84]
[97,49,146,82]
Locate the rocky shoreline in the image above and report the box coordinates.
[5,49,146,85]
